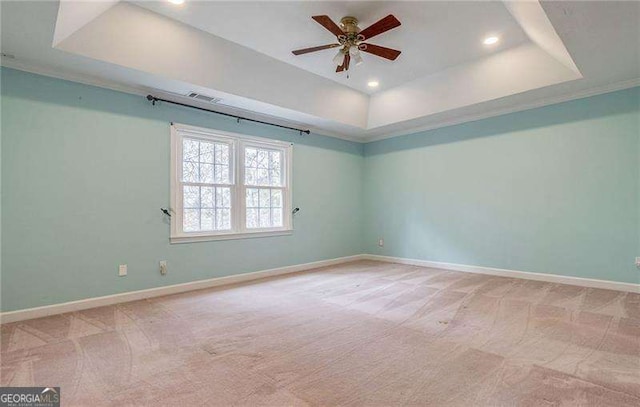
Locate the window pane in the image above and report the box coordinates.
[269,168,281,186]
[246,208,258,228]
[184,209,200,232]
[271,208,283,227]
[200,142,214,164]
[214,164,229,184]
[216,209,230,230]
[217,187,231,208]
[178,133,289,236]
[182,161,199,183]
[200,164,214,183]
[183,139,199,162]
[201,209,215,231]
[201,187,214,208]
[245,168,256,185]
[257,150,269,168]
[246,188,259,208]
[259,209,271,228]
[182,186,232,233]
[245,148,257,167]
[215,144,229,165]
[259,188,271,207]
[245,187,284,229]
[270,151,281,170]
[271,189,282,207]
[244,146,284,187]
[256,168,269,185]
[184,186,200,208]
[183,137,231,184]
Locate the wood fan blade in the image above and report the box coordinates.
[292,44,341,55]
[336,53,351,72]
[358,14,401,40]
[312,15,344,38]
[360,44,401,60]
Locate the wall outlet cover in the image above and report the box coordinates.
[378,238,384,247]
[118,264,127,276]
[636,257,640,268]
[159,260,168,275]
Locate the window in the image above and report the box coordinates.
[170,123,292,243]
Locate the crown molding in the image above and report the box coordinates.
[2,59,638,145]
[364,78,640,143]
[0,59,364,144]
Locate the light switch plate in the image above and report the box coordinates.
[118,264,127,276]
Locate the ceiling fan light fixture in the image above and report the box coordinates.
[352,51,364,66]
[292,14,401,73]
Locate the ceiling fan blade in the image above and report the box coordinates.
[358,14,401,40]
[312,15,345,38]
[336,53,350,72]
[360,44,401,60]
[292,44,341,55]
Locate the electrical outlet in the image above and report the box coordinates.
[159,260,168,275]
[118,264,127,277]
[636,257,640,269]
[378,238,384,247]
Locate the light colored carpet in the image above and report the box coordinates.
[1,260,639,406]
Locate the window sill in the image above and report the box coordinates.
[170,229,293,244]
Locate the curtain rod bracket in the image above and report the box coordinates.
[145,94,310,135]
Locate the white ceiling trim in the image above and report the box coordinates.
[53,1,582,134]
[2,1,637,143]
[0,57,363,143]
[55,2,370,129]
[504,0,581,75]
[365,77,640,143]
[3,57,636,145]
[52,0,119,46]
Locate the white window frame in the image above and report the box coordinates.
[170,123,293,243]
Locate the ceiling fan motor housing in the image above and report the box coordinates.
[338,16,365,53]
[291,14,401,72]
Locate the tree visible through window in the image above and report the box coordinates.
[170,124,292,242]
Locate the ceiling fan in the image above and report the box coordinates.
[292,14,401,73]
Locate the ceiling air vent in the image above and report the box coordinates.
[187,92,222,104]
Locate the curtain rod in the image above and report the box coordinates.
[146,95,311,135]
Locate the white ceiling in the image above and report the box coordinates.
[1,1,638,142]
[133,1,530,94]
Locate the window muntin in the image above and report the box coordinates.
[246,188,283,229]
[244,147,283,187]
[243,146,286,229]
[181,137,233,233]
[171,124,292,242]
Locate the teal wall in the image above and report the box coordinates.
[364,87,640,284]
[0,68,364,312]
[1,67,639,312]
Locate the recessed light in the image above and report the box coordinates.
[168,0,185,5]
[367,81,379,88]
[483,36,499,45]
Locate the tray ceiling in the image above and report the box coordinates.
[1,1,638,141]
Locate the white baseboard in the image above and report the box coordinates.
[0,254,365,324]
[363,254,640,293]
[3,253,637,323]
